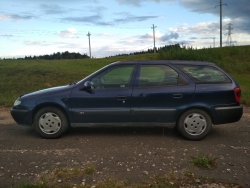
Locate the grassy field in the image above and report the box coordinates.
[0,46,249,107]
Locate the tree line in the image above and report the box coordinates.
[107,44,182,57]
[1,44,182,60]
[23,51,89,60]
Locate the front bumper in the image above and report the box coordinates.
[11,108,32,126]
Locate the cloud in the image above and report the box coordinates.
[57,28,78,38]
[1,34,14,37]
[179,0,250,34]
[0,13,35,21]
[39,4,107,15]
[116,0,175,6]
[0,15,10,20]
[63,15,110,26]
[95,33,116,37]
[168,21,219,37]
[113,12,159,25]
[56,42,85,50]
[114,15,159,24]
[140,33,152,39]
[94,45,138,57]
[166,19,250,47]
[85,6,107,12]
[63,12,158,26]
[40,4,67,14]
[23,41,47,46]
[160,32,179,41]
[179,0,250,19]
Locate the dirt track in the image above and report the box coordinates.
[0,107,249,187]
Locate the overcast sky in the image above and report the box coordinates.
[0,0,249,58]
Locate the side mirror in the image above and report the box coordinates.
[83,81,93,90]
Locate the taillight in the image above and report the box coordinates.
[234,88,241,103]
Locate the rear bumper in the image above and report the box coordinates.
[213,105,243,125]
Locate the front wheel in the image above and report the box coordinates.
[33,107,69,139]
[177,109,212,140]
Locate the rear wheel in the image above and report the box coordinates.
[177,109,212,140]
[33,107,69,139]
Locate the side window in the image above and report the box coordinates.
[177,65,231,83]
[90,65,134,89]
[138,65,178,87]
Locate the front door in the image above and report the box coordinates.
[70,64,136,124]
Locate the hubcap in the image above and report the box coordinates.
[38,112,61,134]
[184,113,207,136]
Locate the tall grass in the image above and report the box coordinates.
[159,45,250,72]
[0,46,249,107]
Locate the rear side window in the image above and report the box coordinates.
[177,65,231,83]
[138,65,178,87]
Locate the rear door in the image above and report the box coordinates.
[131,63,195,123]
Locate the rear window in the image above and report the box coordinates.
[176,65,231,83]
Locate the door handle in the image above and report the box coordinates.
[117,96,126,100]
[139,93,147,97]
[173,94,183,98]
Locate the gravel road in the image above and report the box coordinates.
[0,107,249,187]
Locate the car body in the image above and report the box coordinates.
[11,60,243,140]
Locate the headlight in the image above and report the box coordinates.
[14,100,21,106]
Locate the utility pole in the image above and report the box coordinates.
[216,0,227,47]
[151,24,157,53]
[225,23,233,46]
[212,37,216,48]
[86,31,91,58]
[220,0,222,47]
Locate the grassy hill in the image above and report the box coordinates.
[0,46,249,107]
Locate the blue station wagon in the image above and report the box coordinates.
[11,60,243,140]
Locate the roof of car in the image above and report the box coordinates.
[111,60,214,66]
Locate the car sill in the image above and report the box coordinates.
[71,122,175,128]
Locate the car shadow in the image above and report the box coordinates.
[67,126,181,139]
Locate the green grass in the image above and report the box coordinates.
[83,165,95,175]
[190,152,217,169]
[0,46,250,107]
[24,166,96,188]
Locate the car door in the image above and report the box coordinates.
[131,63,195,123]
[70,63,137,124]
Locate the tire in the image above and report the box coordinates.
[177,109,212,140]
[33,107,69,139]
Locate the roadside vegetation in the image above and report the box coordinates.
[15,166,241,188]
[190,152,217,169]
[12,153,239,187]
[0,45,249,107]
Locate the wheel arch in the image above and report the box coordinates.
[177,106,214,125]
[31,103,70,126]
